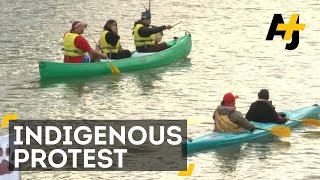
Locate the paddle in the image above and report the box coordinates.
[290,119,320,127]
[187,118,291,137]
[172,22,181,28]
[189,116,320,127]
[85,27,121,75]
[256,126,291,137]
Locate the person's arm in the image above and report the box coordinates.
[212,110,219,131]
[105,32,120,46]
[89,49,106,58]
[75,36,106,58]
[230,111,256,132]
[270,106,288,124]
[138,25,172,37]
[257,100,287,124]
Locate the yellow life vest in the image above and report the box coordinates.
[214,112,245,133]
[63,33,85,57]
[132,24,155,47]
[99,31,120,54]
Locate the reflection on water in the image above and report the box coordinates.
[194,138,293,179]
[213,145,243,173]
[301,130,320,139]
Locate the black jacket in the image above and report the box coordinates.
[105,31,120,46]
[245,100,287,124]
[133,21,167,37]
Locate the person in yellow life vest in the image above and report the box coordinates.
[132,10,172,52]
[98,19,131,59]
[213,92,256,133]
[63,21,106,63]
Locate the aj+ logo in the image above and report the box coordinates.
[266,14,306,50]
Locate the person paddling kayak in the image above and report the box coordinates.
[213,92,256,133]
[245,89,288,124]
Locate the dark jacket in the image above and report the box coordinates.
[245,99,287,124]
[135,22,167,37]
[104,31,120,46]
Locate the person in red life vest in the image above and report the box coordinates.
[213,92,256,133]
[98,19,131,59]
[132,10,172,52]
[63,21,106,63]
[245,89,288,124]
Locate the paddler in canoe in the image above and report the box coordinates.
[132,5,173,52]
[245,89,288,124]
[63,21,107,63]
[213,92,256,133]
[97,19,132,60]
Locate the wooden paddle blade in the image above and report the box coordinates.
[187,118,197,125]
[301,119,320,127]
[109,64,121,74]
[269,126,291,137]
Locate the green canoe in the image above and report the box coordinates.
[39,33,192,79]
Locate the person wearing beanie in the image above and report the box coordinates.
[213,92,256,133]
[132,10,173,52]
[245,89,288,124]
[63,21,106,63]
[98,19,131,59]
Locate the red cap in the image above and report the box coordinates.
[223,92,239,103]
[71,21,87,30]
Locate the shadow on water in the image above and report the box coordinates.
[38,75,122,89]
[195,136,291,176]
[134,71,163,94]
[37,58,192,91]
[135,58,192,93]
[301,130,320,139]
[212,144,243,173]
[36,75,126,99]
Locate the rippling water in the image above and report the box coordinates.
[1,0,320,179]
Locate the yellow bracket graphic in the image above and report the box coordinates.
[178,163,195,176]
[1,114,18,128]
